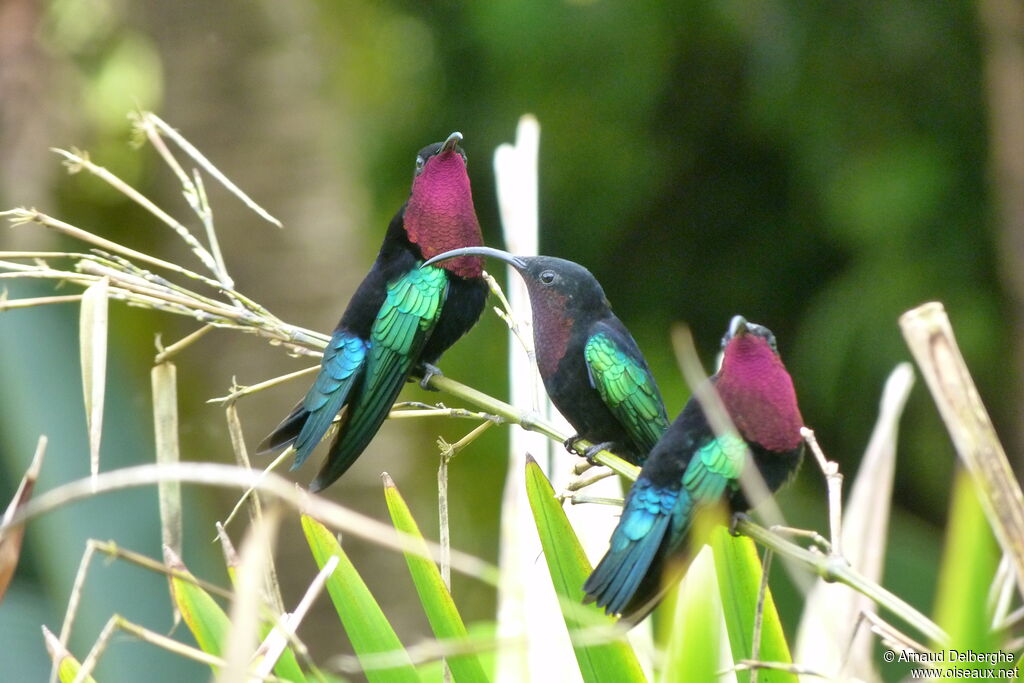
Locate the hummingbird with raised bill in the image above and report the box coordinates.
[259,133,488,492]
[421,246,670,466]
[583,315,804,622]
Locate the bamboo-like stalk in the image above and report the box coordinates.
[900,302,1024,599]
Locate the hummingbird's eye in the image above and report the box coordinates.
[415,156,425,173]
[539,270,556,285]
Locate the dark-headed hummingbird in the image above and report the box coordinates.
[421,246,670,466]
[583,315,804,622]
[259,133,488,492]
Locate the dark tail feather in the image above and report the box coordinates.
[308,356,413,492]
[617,553,693,626]
[257,400,308,454]
[583,513,671,617]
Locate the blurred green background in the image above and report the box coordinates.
[1,0,1019,680]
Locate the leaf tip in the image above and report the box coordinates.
[215,523,238,569]
[42,625,64,659]
[162,543,185,570]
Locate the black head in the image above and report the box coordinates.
[422,247,613,316]
[721,315,778,354]
[414,131,467,177]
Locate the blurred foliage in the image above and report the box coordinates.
[0,1,1015,681]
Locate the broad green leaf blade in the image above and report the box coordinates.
[710,528,794,683]
[80,275,109,479]
[43,625,98,683]
[524,458,647,683]
[164,546,229,663]
[301,514,420,683]
[382,474,490,683]
[933,469,1000,673]
[660,546,721,683]
[0,436,45,604]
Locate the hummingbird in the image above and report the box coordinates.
[259,132,488,492]
[583,316,804,622]
[421,246,669,466]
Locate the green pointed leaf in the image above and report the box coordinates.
[164,547,229,664]
[80,275,109,479]
[710,527,794,683]
[933,470,1000,674]
[44,625,99,683]
[524,458,647,683]
[382,474,490,683]
[660,547,721,683]
[301,514,420,683]
[0,436,45,604]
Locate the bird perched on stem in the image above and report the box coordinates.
[583,315,804,622]
[259,132,488,492]
[422,246,669,466]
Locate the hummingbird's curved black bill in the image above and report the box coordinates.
[422,246,527,270]
[728,315,749,339]
[441,131,463,153]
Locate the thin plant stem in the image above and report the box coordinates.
[731,660,829,679]
[208,365,320,405]
[51,541,99,683]
[155,324,215,364]
[0,462,502,584]
[69,615,283,683]
[734,514,948,645]
[801,427,844,558]
[0,293,83,310]
[565,468,616,492]
[251,555,338,681]
[436,419,495,592]
[750,547,773,683]
[225,404,285,615]
[564,494,624,507]
[142,112,282,228]
[51,147,220,274]
[769,525,831,554]
[191,169,235,291]
[220,449,292,532]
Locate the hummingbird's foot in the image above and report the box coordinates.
[563,435,585,456]
[416,363,443,391]
[728,512,749,537]
[582,441,615,465]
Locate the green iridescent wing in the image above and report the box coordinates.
[311,265,449,490]
[668,430,747,544]
[584,323,670,454]
[586,428,748,615]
